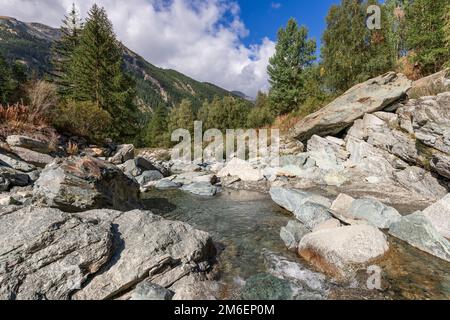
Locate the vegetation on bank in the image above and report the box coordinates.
[1,0,449,148]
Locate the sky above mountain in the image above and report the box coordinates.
[0,0,337,97]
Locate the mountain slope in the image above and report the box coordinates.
[0,16,235,111]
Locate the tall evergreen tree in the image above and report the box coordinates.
[168,99,195,134]
[321,0,394,94]
[52,3,82,95]
[405,0,449,75]
[68,4,138,141]
[444,5,450,68]
[145,104,169,147]
[268,18,316,115]
[0,53,12,105]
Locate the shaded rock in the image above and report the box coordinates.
[73,210,216,300]
[136,170,164,186]
[218,158,264,182]
[280,220,310,251]
[10,147,53,168]
[298,225,389,280]
[269,187,332,213]
[292,72,411,142]
[155,179,182,190]
[0,207,112,300]
[118,157,162,178]
[0,151,36,172]
[307,135,349,162]
[294,203,333,230]
[130,281,174,301]
[423,194,450,239]
[33,156,141,212]
[6,135,49,153]
[181,182,218,196]
[240,273,294,300]
[430,153,450,180]
[389,212,450,262]
[109,144,134,165]
[348,198,401,229]
[0,167,30,191]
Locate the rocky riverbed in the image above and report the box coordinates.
[1,71,450,300]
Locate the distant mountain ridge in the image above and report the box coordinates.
[0,16,238,111]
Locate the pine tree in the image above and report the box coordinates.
[145,104,169,147]
[0,53,12,105]
[68,4,139,141]
[321,0,394,94]
[168,99,195,134]
[405,0,449,75]
[444,5,450,68]
[267,18,316,115]
[52,3,82,95]
[247,92,274,128]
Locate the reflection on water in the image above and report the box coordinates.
[143,189,450,300]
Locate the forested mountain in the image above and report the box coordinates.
[0,16,234,111]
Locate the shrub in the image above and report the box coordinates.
[53,100,112,143]
[26,80,59,121]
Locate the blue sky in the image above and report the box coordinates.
[238,0,339,49]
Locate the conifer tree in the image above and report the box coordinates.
[52,3,82,95]
[0,53,12,105]
[444,5,450,68]
[267,18,316,115]
[405,0,449,74]
[145,104,169,147]
[68,4,138,141]
[168,99,195,134]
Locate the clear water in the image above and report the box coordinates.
[143,189,450,300]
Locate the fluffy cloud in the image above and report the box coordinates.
[0,0,275,97]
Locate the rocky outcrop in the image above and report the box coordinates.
[423,194,450,239]
[0,167,30,191]
[73,209,216,300]
[0,207,112,300]
[348,198,401,229]
[408,69,450,99]
[109,144,135,165]
[33,156,141,212]
[280,220,310,251]
[389,212,450,262]
[9,147,53,168]
[269,187,332,213]
[298,225,389,280]
[6,135,50,154]
[218,158,264,182]
[292,72,412,142]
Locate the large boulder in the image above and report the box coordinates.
[109,144,135,165]
[423,194,450,239]
[135,170,164,186]
[348,198,401,229]
[0,151,36,172]
[6,135,49,154]
[72,210,216,300]
[218,158,264,182]
[0,207,112,300]
[298,225,389,280]
[280,220,310,251]
[118,157,161,178]
[389,212,450,262]
[33,156,141,212]
[269,187,332,213]
[294,202,333,230]
[408,69,450,99]
[291,72,412,142]
[10,147,54,168]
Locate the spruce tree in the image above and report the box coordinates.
[68,4,138,141]
[267,18,316,115]
[0,53,12,105]
[445,5,450,68]
[405,0,449,74]
[52,3,82,96]
[321,0,394,94]
[145,104,169,147]
[168,99,195,134]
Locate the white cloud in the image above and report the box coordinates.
[271,2,282,10]
[0,0,275,97]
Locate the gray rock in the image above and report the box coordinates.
[291,72,411,142]
[155,179,182,190]
[181,182,218,196]
[0,207,112,300]
[423,194,450,239]
[280,220,310,251]
[330,194,355,218]
[389,212,450,262]
[269,187,332,213]
[430,153,450,180]
[6,135,49,153]
[298,225,389,280]
[348,198,401,229]
[118,157,161,178]
[294,202,333,230]
[0,151,36,172]
[170,274,221,300]
[10,147,54,168]
[0,167,30,191]
[130,281,174,300]
[73,210,215,300]
[313,219,341,232]
[136,170,164,186]
[33,156,141,212]
[109,144,135,165]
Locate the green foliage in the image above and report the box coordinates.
[0,52,28,105]
[144,104,170,147]
[267,18,317,115]
[405,0,449,74]
[0,53,12,105]
[51,3,82,96]
[321,0,395,94]
[66,4,140,142]
[198,96,251,131]
[168,99,195,134]
[445,5,450,68]
[53,100,112,143]
[246,92,275,128]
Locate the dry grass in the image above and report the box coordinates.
[270,113,303,133]
[66,141,79,156]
